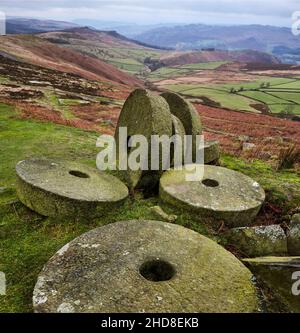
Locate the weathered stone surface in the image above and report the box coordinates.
[287,214,300,255]
[170,114,186,167]
[243,257,300,313]
[159,165,265,227]
[115,89,172,190]
[203,140,220,164]
[161,92,202,161]
[16,158,128,219]
[33,220,259,313]
[225,225,287,257]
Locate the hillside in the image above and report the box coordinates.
[6,18,79,34]
[134,24,300,64]
[157,49,280,67]
[38,27,167,75]
[0,34,142,86]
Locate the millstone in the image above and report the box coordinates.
[159,165,265,227]
[203,140,220,164]
[115,89,172,190]
[16,158,128,219]
[33,220,258,313]
[161,92,202,161]
[170,115,186,167]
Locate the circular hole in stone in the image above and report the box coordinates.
[202,178,219,187]
[139,259,176,282]
[69,170,90,178]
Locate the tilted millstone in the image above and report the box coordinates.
[170,114,186,167]
[203,140,220,164]
[16,158,129,219]
[33,220,259,313]
[159,165,265,227]
[161,92,202,161]
[115,89,172,190]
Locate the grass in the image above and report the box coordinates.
[0,102,299,312]
[164,84,259,112]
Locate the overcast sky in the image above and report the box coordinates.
[0,0,298,27]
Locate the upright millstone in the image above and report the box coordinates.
[170,115,186,167]
[159,165,265,227]
[161,92,202,162]
[115,89,173,190]
[33,220,259,313]
[16,158,129,219]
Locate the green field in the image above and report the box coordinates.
[162,76,300,114]
[148,61,227,80]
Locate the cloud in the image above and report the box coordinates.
[0,0,297,26]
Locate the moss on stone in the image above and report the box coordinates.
[33,220,259,313]
[16,158,129,220]
[159,164,265,227]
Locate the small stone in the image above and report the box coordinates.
[243,142,256,151]
[287,214,300,255]
[243,256,300,313]
[202,140,220,164]
[225,225,287,257]
[150,206,177,223]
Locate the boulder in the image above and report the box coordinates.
[287,214,300,255]
[225,225,287,257]
[33,220,259,313]
[243,256,300,313]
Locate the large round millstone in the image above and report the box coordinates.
[161,92,202,161]
[33,220,259,313]
[16,158,129,219]
[160,165,265,227]
[115,89,172,190]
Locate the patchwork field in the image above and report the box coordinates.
[151,62,300,115]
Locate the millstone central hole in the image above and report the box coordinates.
[139,259,176,282]
[69,170,90,178]
[202,178,219,187]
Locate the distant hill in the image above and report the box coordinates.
[6,18,80,34]
[134,24,300,64]
[38,27,167,75]
[0,34,143,86]
[158,49,280,67]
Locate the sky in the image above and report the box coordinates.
[0,0,299,27]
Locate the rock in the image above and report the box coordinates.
[225,225,287,257]
[16,158,128,219]
[243,142,256,151]
[238,135,250,142]
[150,206,177,223]
[115,89,172,190]
[159,165,265,227]
[161,92,202,162]
[33,220,259,313]
[243,257,300,313]
[287,214,300,255]
[203,140,220,164]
